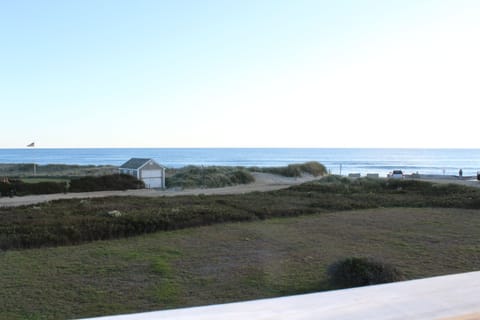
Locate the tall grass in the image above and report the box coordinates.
[0,163,116,177]
[250,161,327,177]
[166,166,255,188]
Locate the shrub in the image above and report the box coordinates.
[0,180,67,196]
[230,169,256,184]
[298,161,328,176]
[69,174,144,192]
[327,257,404,289]
[16,181,67,195]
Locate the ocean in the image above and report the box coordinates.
[0,148,479,177]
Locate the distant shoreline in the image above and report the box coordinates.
[1,148,479,176]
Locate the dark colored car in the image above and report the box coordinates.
[388,170,404,179]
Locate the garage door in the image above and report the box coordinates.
[143,177,163,189]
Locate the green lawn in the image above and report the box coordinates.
[1,207,479,319]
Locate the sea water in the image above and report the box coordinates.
[0,148,479,177]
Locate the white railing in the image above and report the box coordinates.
[78,271,480,320]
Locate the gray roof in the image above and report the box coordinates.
[120,158,158,169]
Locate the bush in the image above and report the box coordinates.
[69,174,144,192]
[298,161,328,176]
[16,181,67,195]
[0,180,67,196]
[327,257,404,289]
[230,169,256,184]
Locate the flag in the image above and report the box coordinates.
[27,142,35,147]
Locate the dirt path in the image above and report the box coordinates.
[0,173,319,208]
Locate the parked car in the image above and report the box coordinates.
[477,171,480,181]
[388,170,404,179]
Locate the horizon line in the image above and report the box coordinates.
[1,146,480,150]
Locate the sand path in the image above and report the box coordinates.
[0,173,318,208]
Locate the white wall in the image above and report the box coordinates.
[78,271,480,320]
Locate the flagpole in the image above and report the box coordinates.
[27,142,36,176]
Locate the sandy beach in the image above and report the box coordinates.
[1,173,478,208]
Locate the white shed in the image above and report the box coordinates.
[119,158,166,189]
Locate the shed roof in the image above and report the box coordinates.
[120,158,164,170]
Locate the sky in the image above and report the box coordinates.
[1,0,479,148]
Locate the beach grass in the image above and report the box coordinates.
[165,166,255,189]
[249,161,327,177]
[0,164,117,177]
[1,207,479,319]
[1,162,327,190]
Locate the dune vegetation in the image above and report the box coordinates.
[0,163,117,177]
[165,166,255,189]
[249,161,327,177]
[1,161,327,194]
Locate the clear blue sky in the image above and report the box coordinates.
[1,0,479,148]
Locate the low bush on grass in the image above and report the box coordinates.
[327,257,404,289]
[1,174,139,196]
[69,174,144,192]
[0,180,67,196]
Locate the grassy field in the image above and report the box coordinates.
[1,207,479,319]
[1,177,480,319]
